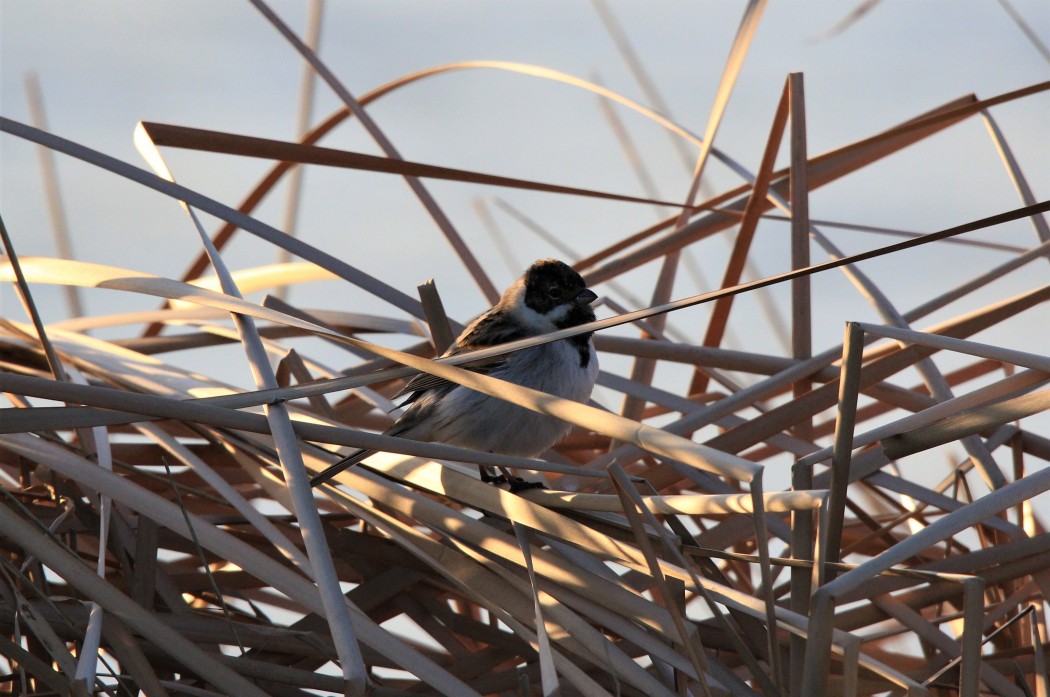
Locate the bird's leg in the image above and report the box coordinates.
[477,465,544,492]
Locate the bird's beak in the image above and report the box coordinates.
[575,289,598,305]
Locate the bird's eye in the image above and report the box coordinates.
[547,286,563,299]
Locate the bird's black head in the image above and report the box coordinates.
[522,259,597,328]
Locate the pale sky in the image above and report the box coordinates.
[2,0,1048,390]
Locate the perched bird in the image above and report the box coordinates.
[311,259,599,490]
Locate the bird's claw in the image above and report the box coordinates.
[508,477,546,493]
[478,471,545,492]
[480,471,508,485]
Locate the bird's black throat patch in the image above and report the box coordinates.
[555,303,595,368]
[567,333,593,368]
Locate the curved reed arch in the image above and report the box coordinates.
[143,60,709,336]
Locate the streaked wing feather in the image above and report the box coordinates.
[393,308,527,402]
[392,356,510,402]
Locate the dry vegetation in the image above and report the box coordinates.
[1,1,1049,696]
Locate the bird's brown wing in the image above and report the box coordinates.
[393,309,528,403]
[392,355,507,402]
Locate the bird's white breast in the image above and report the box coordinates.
[420,339,598,457]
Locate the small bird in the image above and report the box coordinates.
[311,259,599,490]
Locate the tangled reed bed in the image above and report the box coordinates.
[1,2,1049,695]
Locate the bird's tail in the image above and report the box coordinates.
[310,448,374,487]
